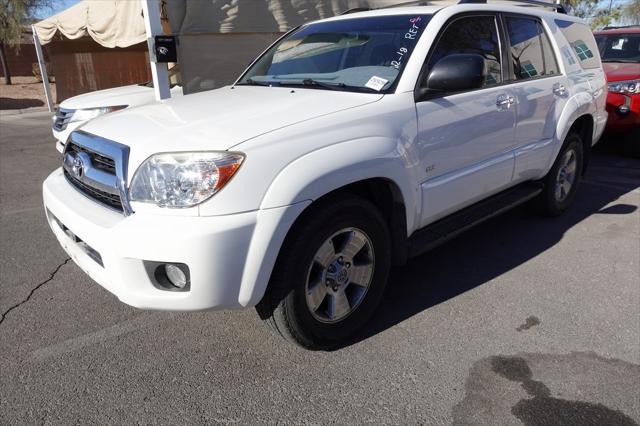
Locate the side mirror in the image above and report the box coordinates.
[418,53,486,99]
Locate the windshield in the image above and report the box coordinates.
[595,33,640,63]
[237,14,431,93]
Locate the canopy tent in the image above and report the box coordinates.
[31,1,153,109]
[32,0,146,48]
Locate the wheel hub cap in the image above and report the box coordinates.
[305,228,375,323]
[555,148,577,202]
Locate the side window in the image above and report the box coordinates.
[426,16,502,87]
[506,16,556,80]
[555,19,601,69]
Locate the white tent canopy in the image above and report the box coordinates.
[33,0,146,47]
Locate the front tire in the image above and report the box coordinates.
[537,133,584,216]
[256,195,391,350]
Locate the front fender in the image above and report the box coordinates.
[237,137,419,307]
[260,136,420,232]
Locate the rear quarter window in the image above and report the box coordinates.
[555,19,601,69]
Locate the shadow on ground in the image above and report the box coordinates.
[0,97,45,110]
[340,144,640,348]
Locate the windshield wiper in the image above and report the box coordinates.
[272,78,346,90]
[280,78,380,93]
[239,78,280,86]
[603,59,639,63]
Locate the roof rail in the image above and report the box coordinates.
[340,7,371,15]
[340,0,568,16]
[460,0,568,13]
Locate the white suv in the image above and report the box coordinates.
[43,2,607,349]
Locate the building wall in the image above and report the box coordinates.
[0,42,49,77]
[48,38,151,102]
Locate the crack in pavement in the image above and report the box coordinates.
[0,258,71,326]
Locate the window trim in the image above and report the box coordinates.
[500,13,562,83]
[414,12,508,103]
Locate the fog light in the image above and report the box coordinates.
[145,261,191,291]
[165,264,187,288]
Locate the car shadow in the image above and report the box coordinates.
[336,147,639,350]
[0,97,45,110]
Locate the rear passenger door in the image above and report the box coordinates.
[502,14,569,182]
[415,14,517,227]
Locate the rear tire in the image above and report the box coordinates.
[537,132,584,217]
[256,194,391,350]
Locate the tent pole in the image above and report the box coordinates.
[141,0,171,101]
[31,25,54,112]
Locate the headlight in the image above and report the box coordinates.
[608,80,640,94]
[70,105,127,122]
[129,152,245,208]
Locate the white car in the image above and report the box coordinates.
[52,84,183,153]
[43,1,607,349]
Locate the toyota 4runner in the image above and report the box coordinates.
[43,1,607,349]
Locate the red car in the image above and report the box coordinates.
[594,27,640,141]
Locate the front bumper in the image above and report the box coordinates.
[43,168,302,311]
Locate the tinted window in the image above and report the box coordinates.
[506,17,557,80]
[595,33,640,63]
[555,19,601,69]
[427,16,502,87]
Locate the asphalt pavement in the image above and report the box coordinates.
[1,110,639,425]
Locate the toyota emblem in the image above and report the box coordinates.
[71,155,84,178]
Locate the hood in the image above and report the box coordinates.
[602,62,640,82]
[61,84,182,109]
[79,85,383,168]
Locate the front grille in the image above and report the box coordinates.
[64,170,123,212]
[53,108,75,131]
[62,131,132,215]
[66,141,116,174]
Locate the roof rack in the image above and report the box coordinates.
[340,0,568,15]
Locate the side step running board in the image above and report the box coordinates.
[408,182,543,258]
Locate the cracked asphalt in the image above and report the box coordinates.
[1,111,639,425]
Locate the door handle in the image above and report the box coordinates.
[553,84,567,96]
[496,94,515,110]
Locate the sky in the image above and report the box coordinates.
[35,0,81,19]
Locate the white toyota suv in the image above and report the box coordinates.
[43,2,607,349]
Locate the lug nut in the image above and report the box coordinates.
[345,262,351,269]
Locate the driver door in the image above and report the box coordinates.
[415,14,517,227]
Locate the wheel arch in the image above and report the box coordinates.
[551,93,596,175]
[238,138,417,308]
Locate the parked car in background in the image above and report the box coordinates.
[53,81,182,153]
[43,2,607,349]
[594,25,640,154]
